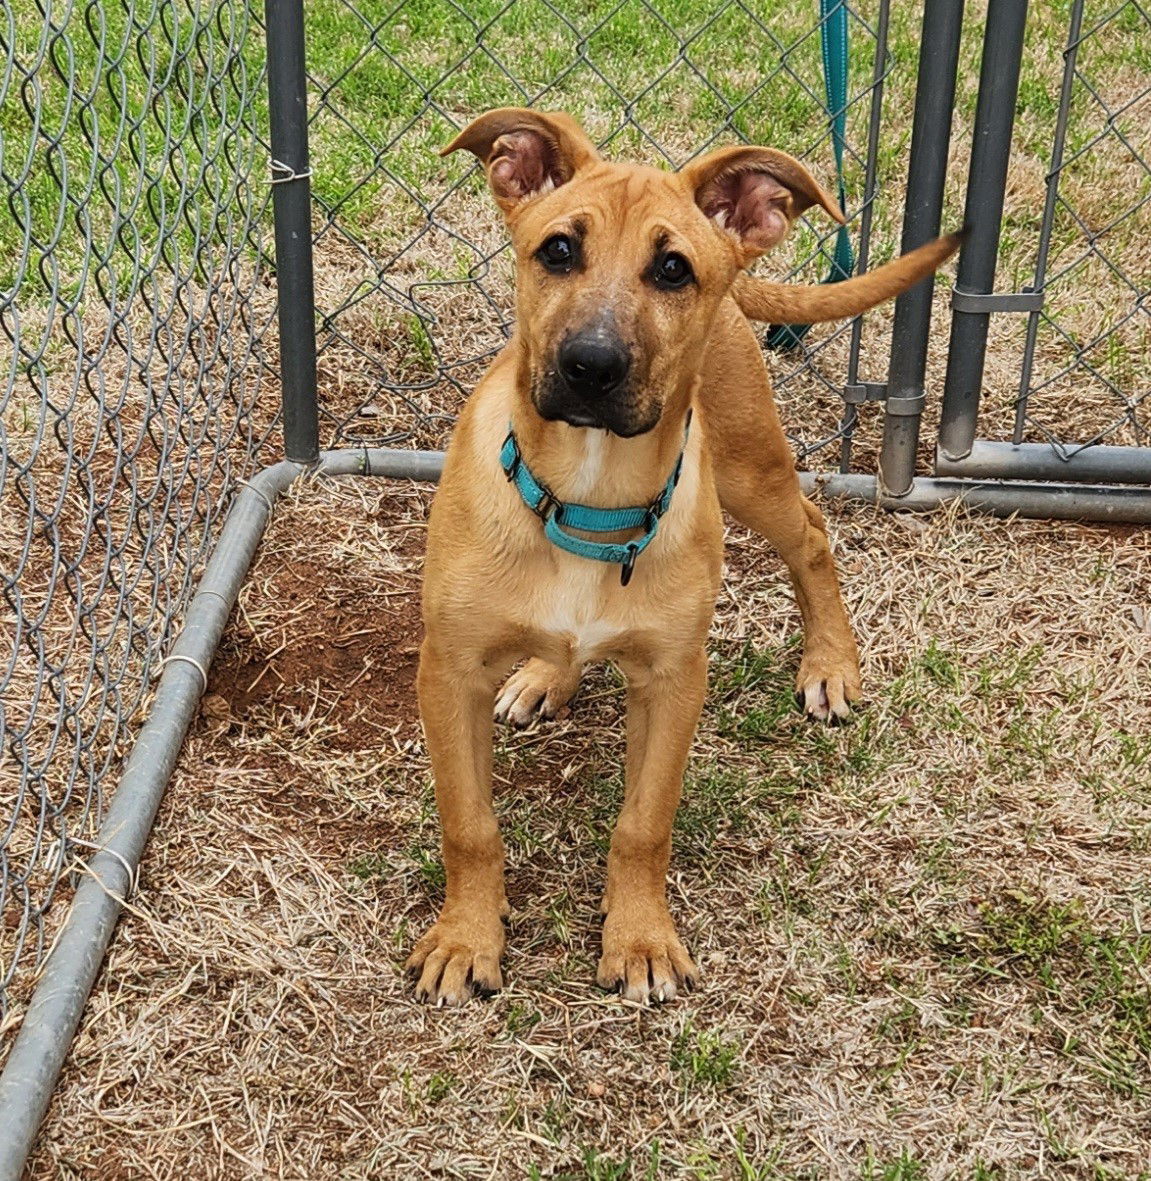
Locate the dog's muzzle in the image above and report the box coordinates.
[536,328,657,435]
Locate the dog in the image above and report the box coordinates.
[408,108,960,1005]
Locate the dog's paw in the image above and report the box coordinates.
[494,658,580,727]
[405,912,505,1006]
[597,910,697,1003]
[796,650,862,722]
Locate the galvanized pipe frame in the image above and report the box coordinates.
[802,472,1151,522]
[876,0,965,497]
[0,447,443,1180]
[267,0,321,466]
[936,0,1031,464]
[937,440,1151,486]
[0,0,330,1168]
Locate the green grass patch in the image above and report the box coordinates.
[3,1,270,292]
[504,1001,542,1036]
[933,891,1151,1097]
[670,1020,741,1089]
[424,1070,456,1103]
[860,1147,928,1181]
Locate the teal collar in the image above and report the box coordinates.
[499,413,691,586]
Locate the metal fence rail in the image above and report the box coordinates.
[1,0,277,1019]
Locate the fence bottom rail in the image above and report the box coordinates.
[935,440,1151,487]
[802,472,1151,522]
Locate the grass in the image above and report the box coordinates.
[1,0,270,292]
[861,1148,927,1181]
[931,893,1151,1100]
[301,0,1147,305]
[669,1021,741,1089]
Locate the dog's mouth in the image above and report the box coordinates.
[542,406,657,437]
[533,376,660,437]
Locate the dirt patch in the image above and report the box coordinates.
[186,480,433,864]
[203,550,425,751]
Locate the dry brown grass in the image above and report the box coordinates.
[21,465,1150,1179]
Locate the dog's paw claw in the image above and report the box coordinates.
[597,920,696,1004]
[494,658,581,727]
[796,654,861,723]
[406,917,505,1006]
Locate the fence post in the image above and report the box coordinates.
[266,0,320,465]
[839,0,891,474]
[877,0,964,497]
[937,0,1031,462]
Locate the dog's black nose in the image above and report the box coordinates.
[557,335,630,397]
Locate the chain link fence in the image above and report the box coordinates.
[304,0,1149,480]
[1010,0,1150,455]
[304,0,909,467]
[1,0,277,1016]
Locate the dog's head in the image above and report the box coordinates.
[443,107,844,437]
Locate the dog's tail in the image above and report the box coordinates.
[732,230,966,325]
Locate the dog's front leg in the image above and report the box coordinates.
[598,647,707,1002]
[406,642,507,1005]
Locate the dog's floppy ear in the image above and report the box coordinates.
[683,146,845,260]
[442,108,600,216]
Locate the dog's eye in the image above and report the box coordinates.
[537,234,577,273]
[653,251,693,289]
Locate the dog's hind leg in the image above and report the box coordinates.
[700,305,861,721]
[407,640,508,1005]
[494,657,582,727]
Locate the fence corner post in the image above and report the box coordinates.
[266,0,320,465]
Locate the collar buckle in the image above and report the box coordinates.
[533,487,562,523]
[501,431,521,482]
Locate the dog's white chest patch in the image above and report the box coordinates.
[566,430,608,501]
[530,431,643,660]
[539,561,623,660]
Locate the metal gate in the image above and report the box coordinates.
[891,0,1151,514]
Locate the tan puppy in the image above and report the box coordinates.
[409,109,960,1005]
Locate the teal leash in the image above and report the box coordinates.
[499,413,691,586]
[766,0,856,351]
